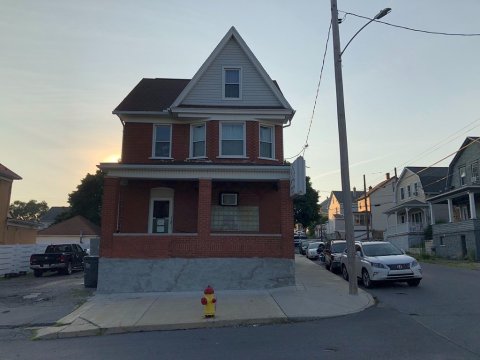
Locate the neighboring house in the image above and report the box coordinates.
[325,188,366,240]
[314,197,329,239]
[0,163,38,245]
[98,27,296,292]
[356,173,397,240]
[428,137,480,260]
[36,215,100,250]
[38,206,69,229]
[384,166,448,250]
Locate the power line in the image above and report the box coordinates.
[285,22,332,161]
[339,10,480,36]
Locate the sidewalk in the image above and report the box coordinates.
[34,255,374,339]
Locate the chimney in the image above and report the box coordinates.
[386,172,390,180]
[369,186,373,191]
[353,186,357,199]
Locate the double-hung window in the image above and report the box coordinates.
[471,161,479,183]
[259,125,274,159]
[400,187,405,200]
[190,124,206,158]
[153,125,171,158]
[459,166,466,186]
[407,185,411,198]
[223,67,241,99]
[220,122,245,157]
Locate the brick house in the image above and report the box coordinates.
[97,27,296,292]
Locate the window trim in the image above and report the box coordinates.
[259,124,275,160]
[400,187,405,200]
[189,123,207,159]
[407,185,411,198]
[222,66,242,100]
[152,124,172,159]
[459,165,467,186]
[219,121,246,158]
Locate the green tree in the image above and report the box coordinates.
[56,170,104,226]
[9,200,49,222]
[293,176,320,233]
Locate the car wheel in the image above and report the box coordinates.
[64,262,73,275]
[362,269,373,288]
[33,269,43,278]
[407,279,421,287]
[342,265,349,281]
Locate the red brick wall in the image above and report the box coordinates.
[100,177,120,257]
[121,121,284,165]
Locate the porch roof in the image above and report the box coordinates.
[384,200,429,214]
[98,163,291,181]
[427,185,480,204]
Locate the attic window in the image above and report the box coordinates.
[223,67,241,99]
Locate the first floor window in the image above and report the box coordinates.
[154,125,171,158]
[191,124,206,158]
[259,125,274,158]
[221,122,245,156]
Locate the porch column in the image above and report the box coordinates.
[395,211,398,226]
[469,192,477,219]
[429,203,435,225]
[405,207,410,230]
[100,177,120,257]
[447,198,453,222]
[197,178,212,240]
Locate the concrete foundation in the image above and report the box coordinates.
[97,257,295,293]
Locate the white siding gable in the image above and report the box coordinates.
[182,37,282,108]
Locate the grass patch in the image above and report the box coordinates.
[418,257,480,270]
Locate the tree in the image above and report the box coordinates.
[9,200,49,222]
[57,170,104,226]
[293,176,320,234]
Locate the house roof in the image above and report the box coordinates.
[114,78,190,113]
[331,190,365,204]
[447,137,480,188]
[0,163,21,180]
[171,26,293,112]
[39,207,70,223]
[405,166,448,193]
[384,199,429,214]
[358,176,397,200]
[38,215,100,236]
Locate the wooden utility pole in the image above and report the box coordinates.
[363,174,369,241]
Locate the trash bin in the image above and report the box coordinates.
[84,256,99,288]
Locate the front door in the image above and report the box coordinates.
[152,200,170,233]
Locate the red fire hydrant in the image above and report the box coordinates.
[201,285,216,318]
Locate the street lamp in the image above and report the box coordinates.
[330,0,391,295]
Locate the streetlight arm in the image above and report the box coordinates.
[340,19,374,57]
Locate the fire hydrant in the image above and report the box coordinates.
[201,285,216,318]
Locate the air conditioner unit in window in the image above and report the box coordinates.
[472,176,478,184]
[220,193,238,206]
[413,191,418,196]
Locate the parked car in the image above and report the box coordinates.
[30,244,86,277]
[299,239,311,255]
[306,241,324,260]
[294,234,307,247]
[324,240,347,273]
[340,241,422,288]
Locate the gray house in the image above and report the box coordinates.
[428,137,480,260]
[384,166,448,250]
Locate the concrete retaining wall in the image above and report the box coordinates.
[97,257,295,293]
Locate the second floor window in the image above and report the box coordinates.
[220,122,245,157]
[459,166,466,186]
[400,187,405,200]
[407,185,411,197]
[259,125,274,159]
[471,162,479,183]
[223,68,241,99]
[153,124,171,158]
[190,124,206,158]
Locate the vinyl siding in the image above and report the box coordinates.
[182,38,282,107]
[449,142,480,188]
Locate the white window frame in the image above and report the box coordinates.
[471,161,479,183]
[152,124,172,159]
[407,185,411,198]
[259,124,275,159]
[400,187,405,200]
[222,67,242,100]
[459,165,466,186]
[189,123,206,159]
[219,122,246,158]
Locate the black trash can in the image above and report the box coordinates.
[84,256,99,288]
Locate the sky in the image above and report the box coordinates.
[1,0,480,206]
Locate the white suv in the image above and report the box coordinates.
[340,241,422,288]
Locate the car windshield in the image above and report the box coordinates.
[308,242,320,249]
[331,243,346,253]
[362,243,403,257]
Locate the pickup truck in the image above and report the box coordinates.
[30,244,86,277]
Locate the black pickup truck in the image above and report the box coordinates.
[30,244,86,277]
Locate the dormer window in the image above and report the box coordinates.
[223,67,241,99]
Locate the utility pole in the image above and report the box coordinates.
[363,174,369,241]
[330,0,358,295]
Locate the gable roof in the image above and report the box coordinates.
[404,166,448,193]
[114,78,190,113]
[38,215,100,236]
[331,190,365,204]
[39,206,70,223]
[358,176,397,200]
[0,163,21,181]
[170,26,293,112]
